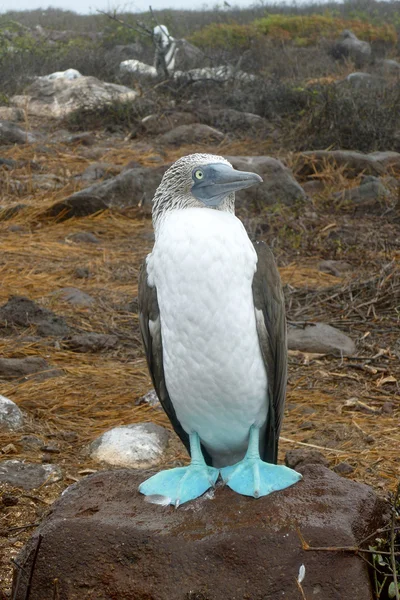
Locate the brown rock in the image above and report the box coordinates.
[12,465,388,600]
[0,296,69,337]
[285,449,329,469]
[64,333,118,353]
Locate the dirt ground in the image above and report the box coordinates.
[0,120,399,594]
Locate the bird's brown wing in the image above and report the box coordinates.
[252,241,287,464]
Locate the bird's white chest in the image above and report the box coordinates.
[147,208,268,460]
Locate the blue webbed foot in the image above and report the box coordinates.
[139,432,219,507]
[220,425,302,498]
[139,463,219,507]
[220,458,301,498]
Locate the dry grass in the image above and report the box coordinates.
[0,135,399,593]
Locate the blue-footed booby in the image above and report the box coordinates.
[138,153,302,506]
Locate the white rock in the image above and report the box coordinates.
[0,395,23,430]
[90,423,170,468]
[120,59,157,77]
[39,68,82,81]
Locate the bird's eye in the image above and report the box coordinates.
[194,169,204,180]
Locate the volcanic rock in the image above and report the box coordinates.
[0,296,69,337]
[0,357,63,381]
[0,461,61,490]
[158,123,225,146]
[288,322,356,356]
[12,465,388,599]
[0,121,38,145]
[64,333,118,353]
[0,395,23,431]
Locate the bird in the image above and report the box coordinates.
[138,153,302,507]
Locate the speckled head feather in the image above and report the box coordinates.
[152,154,234,232]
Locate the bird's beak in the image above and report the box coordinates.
[192,163,263,207]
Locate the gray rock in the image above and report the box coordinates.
[158,123,225,146]
[0,107,23,121]
[227,156,307,207]
[64,333,118,353]
[75,163,117,182]
[334,462,355,475]
[63,132,96,146]
[368,151,400,169]
[135,389,161,408]
[43,164,167,220]
[0,460,61,490]
[0,157,19,169]
[333,30,371,67]
[333,176,390,210]
[0,357,63,381]
[54,287,95,307]
[0,395,23,431]
[0,203,27,220]
[67,232,100,244]
[377,58,400,73]
[74,267,90,279]
[140,111,197,135]
[12,466,389,599]
[0,120,37,145]
[302,179,325,196]
[199,108,271,134]
[0,296,70,337]
[318,260,352,276]
[288,323,356,356]
[345,72,382,89]
[11,76,138,118]
[19,435,43,451]
[90,423,170,468]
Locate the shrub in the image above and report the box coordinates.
[189,22,260,51]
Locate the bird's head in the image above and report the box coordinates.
[152,153,262,231]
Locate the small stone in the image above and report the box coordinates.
[135,389,161,408]
[158,123,225,146]
[318,260,352,277]
[365,435,375,444]
[334,462,355,475]
[58,430,78,442]
[0,461,62,490]
[74,267,90,279]
[382,402,393,414]
[0,395,24,431]
[67,232,100,244]
[285,449,329,470]
[19,435,43,450]
[299,421,315,430]
[54,287,95,307]
[125,298,138,313]
[0,296,69,337]
[90,423,170,468]
[40,445,60,454]
[0,357,63,381]
[2,494,19,506]
[64,333,118,353]
[288,323,356,356]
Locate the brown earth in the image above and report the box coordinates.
[0,116,399,594]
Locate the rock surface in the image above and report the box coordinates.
[0,296,70,337]
[0,461,61,490]
[0,357,63,381]
[90,423,170,468]
[333,30,371,66]
[64,333,118,353]
[11,76,138,118]
[333,176,390,211]
[288,322,356,356]
[12,465,388,599]
[0,395,23,431]
[0,121,37,145]
[158,123,225,146]
[53,287,95,307]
